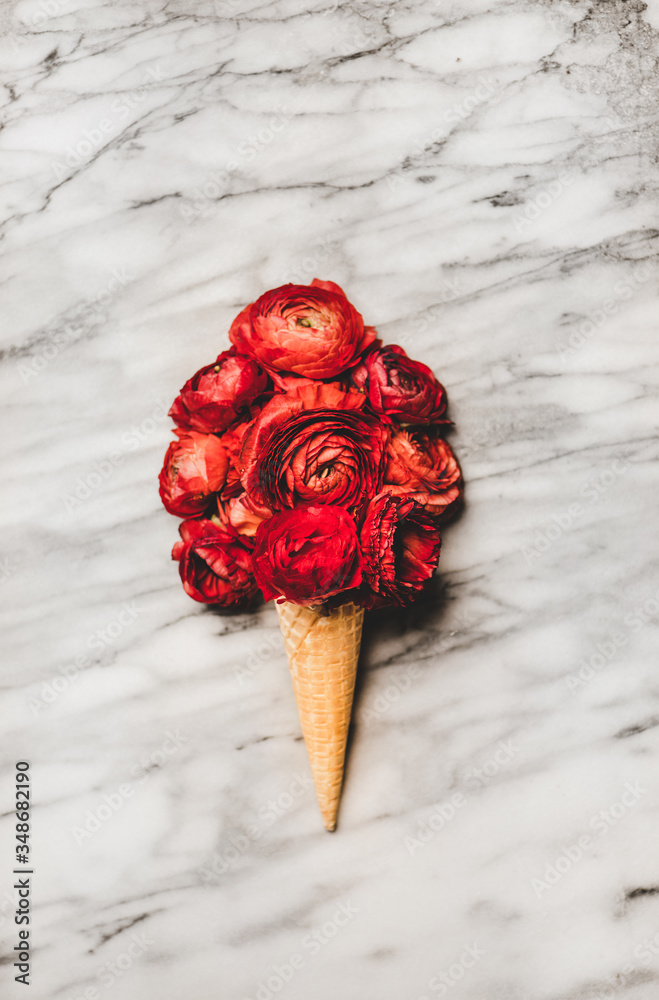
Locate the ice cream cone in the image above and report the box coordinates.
[276,600,364,831]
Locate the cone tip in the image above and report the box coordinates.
[321,807,338,832]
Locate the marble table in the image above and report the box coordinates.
[1,0,658,998]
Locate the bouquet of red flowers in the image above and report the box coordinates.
[159,279,462,829]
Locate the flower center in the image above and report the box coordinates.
[397,372,414,391]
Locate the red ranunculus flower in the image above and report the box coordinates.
[351,343,447,423]
[172,518,257,607]
[241,383,388,511]
[226,492,272,537]
[252,506,362,606]
[158,430,228,517]
[229,278,376,379]
[358,493,441,608]
[169,347,268,434]
[218,414,257,499]
[384,429,462,518]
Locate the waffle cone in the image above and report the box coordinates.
[276,600,364,831]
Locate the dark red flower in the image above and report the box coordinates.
[384,428,462,518]
[358,493,441,608]
[252,506,362,606]
[229,278,376,379]
[241,383,388,511]
[172,518,257,607]
[218,414,256,499]
[169,348,268,434]
[351,343,447,423]
[158,430,228,517]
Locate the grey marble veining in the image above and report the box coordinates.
[1,1,658,998]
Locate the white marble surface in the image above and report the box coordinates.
[1,0,659,997]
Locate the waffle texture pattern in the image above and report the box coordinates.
[276,600,364,830]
